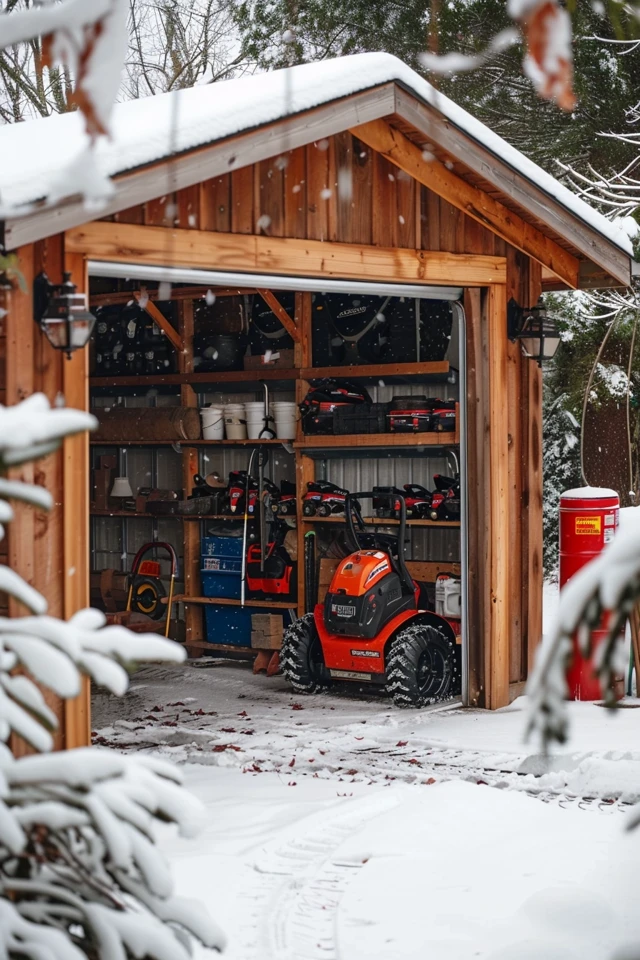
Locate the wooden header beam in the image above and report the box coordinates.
[351,119,579,290]
[66,221,507,287]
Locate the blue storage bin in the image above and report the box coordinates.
[201,536,244,559]
[204,604,295,647]
[201,568,242,600]
[204,604,253,647]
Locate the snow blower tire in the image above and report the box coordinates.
[281,613,331,694]
[386,622,458,707]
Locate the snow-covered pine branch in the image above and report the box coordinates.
[0,393,225,959]
[526,508,640,752]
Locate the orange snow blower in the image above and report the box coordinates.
[281,492,460,706]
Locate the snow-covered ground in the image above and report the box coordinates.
[92,581,640,958]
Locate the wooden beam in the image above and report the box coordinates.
[487,284,510,709]
[394,88,632,288]
[90,286,257,307]
[256,289,300,342]
[351,119,580,290]
[135,293,183,352]
[62,248,91,749]
[66,221,507,287]
[5,85,397,250]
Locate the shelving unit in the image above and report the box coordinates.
[170,595,297,609]
[301,517,459,528]
[90,287,461,658]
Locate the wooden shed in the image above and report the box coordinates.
[0,53,635,746]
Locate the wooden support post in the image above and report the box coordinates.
[178,299,203,654]
[487,284,510,708]
[62,249,91,749]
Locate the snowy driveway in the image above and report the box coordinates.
[93,660,640,806]
[93,661,640,959]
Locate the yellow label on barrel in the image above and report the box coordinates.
[575,516,601,535]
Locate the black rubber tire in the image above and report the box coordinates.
[302,502,316,517]
[386,622,458,707]
[281,613,331,694]
[316,502,331,517]
[130,576,166,620]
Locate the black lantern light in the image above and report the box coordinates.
[507,297,561,366]
[33,271,95,358]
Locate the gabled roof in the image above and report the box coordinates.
[0,53,635,286]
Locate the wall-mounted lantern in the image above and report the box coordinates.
[33,271,95,359]
[507,297,561,366]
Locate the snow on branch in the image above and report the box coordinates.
[526,508,640,752]
[422,0,576,111]
[0,749,225,960]
[0,0,128,207]
[0,391,223,957]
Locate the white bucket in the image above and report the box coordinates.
[272,401,297,440]
[224,403,247,440]
[200,406,224,440]
[243,401,271,440]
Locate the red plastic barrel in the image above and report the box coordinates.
[560,487,619,700]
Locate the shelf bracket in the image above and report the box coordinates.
[257,289,300,343]
[135,291,184,353]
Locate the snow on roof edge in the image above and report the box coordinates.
[0,52,633,259]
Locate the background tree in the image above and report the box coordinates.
[0,0,243,124]
[231,0,640,173]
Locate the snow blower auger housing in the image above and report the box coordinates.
[281,492,461,707]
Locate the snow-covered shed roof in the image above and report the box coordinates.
[0,53,635,285]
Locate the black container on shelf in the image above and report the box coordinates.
[333,402,389,435]
[300,379,372,435]
[193,296,248,371]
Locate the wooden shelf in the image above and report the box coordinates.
[170,595,297,609]
[295,432,457,449]
[302,516,460,528]
[181,639,255,657]
[301,361,450,381]
[91,438,292,447]
[90,368,298,389]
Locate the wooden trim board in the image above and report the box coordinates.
[65,221,507,286]
[62,248,92,749]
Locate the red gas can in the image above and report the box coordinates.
[560,486,619,700]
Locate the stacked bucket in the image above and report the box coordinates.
[200,400,297,440]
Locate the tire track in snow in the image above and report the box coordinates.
[230,793,398,960]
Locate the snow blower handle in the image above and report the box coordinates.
[345,491,413,593]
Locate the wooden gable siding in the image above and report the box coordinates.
[109,135,526,266]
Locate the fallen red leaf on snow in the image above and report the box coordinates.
[396,740,408,747]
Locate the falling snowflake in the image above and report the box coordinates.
[256,214,272,231]
[320,188,332,200]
